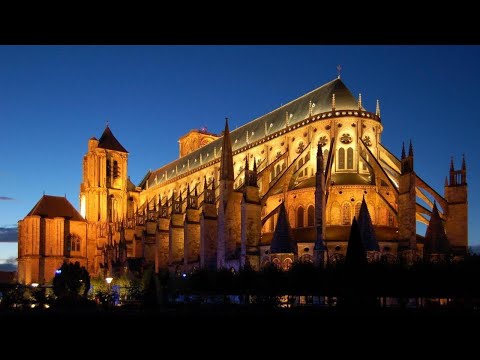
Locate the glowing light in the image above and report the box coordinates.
[80,194,86,218]
[55,269,62,274]
[106,277,113,284]
[182,273,187,278]
[31,283,39,288]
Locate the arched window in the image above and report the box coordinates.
[338,148,345,169]
[272,257,281,269]
[347,147,354,169]
[106,159,111,178]
[355,202,362,219]
[388,212,394,227]
[297,206,304,228]
[307,205,315,227]
[113,160,120,179]
[298,158,304,171]
[70,234,81,252]
[283,258,293,271]
[342,203,351,225]
[276,164,281,177]
[301,254,313,263]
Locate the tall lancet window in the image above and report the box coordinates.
[342,203,351,225]
[106,159,111,179]
[355,202,361,219]
[307,205,315,227]
[297,206,304,228]
[347,147,354,169]
[338,148,345,169]
[113,160,120,179]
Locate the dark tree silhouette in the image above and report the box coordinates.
[53,261,90,299]
[345,217,367,267]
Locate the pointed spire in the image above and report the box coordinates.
[187,184,191,198]
[253,157,257,173]
[444,176,448,187]
[331,93,336,110]
[204,176,207,191]
[357,198,379,251]
[358,93,362,109]
[98,125,128,153]
[424,201,450,256]
[270,203,296,254]
[375,99,381,117]
[401,142,406,159]
[450,156,455,171]
[220,118,234,181]
[194,184,198,197]
[245,155,249,172]
[462,154,466,170]
[408,140,413,157]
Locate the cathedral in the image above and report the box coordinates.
[17,77,468,285]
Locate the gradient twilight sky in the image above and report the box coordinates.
[0,45,479,264]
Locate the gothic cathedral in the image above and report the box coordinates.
[17,77,468,284]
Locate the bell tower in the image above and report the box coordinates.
[80,125,129,223]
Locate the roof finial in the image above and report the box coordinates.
[408,140,413,157]
[336,64,342,79]
[358,93,362,109]
[401,142,406,159]
[106,119,109,128]
[462,153,466,170]
[309,100,315,117]
[332,93,336,110]
[444,176,448,187]
[376,99,381,117]
[450,156,455,171]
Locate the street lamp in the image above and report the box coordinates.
[105,277,113,307]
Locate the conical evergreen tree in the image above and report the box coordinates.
[345,217,367,267]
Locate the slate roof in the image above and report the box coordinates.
[98,126,128,153]
[145,78,360,188]
[27,195,85,222]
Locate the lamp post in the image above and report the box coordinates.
[106,277,113,307]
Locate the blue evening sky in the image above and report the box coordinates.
[0,45,478,263]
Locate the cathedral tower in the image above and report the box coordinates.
[444,156,468,253]
[79,125,130,273]
[398,141,417,261]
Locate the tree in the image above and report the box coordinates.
[53,261,90,299]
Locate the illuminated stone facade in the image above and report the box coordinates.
[17,77,468,284]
